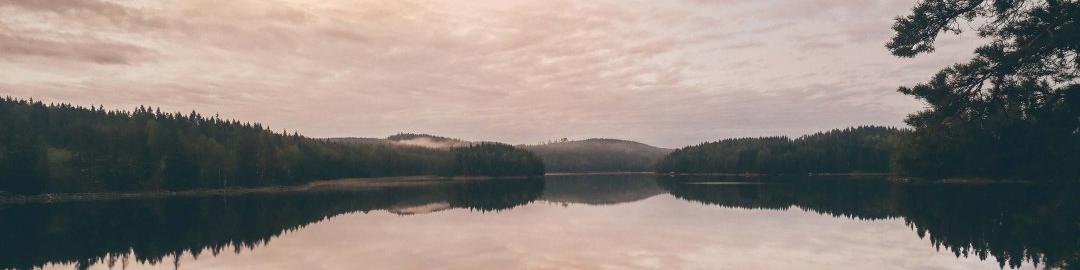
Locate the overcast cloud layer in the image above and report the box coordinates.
[0,0,983,147]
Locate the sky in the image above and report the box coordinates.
[0,0,984,148]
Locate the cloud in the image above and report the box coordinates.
[0,0,168,30]
[0,0,131,17]
[720,41,765,50]
[0,32,151,64]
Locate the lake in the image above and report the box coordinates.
[3,174,1075,269]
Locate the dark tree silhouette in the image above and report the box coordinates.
[887,0,1080,181]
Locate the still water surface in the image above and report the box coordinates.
[3,174,1076,269]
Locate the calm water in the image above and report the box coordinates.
[2,175,1077,269]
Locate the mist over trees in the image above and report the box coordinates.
[0,98,544,195]
[886,0,1080,181]
[386,133,473,149]
[655,126,906,174]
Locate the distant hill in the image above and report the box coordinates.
[523,138,672,173]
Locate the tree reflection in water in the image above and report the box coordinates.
[658,176,1080,269]
[0,178,545,270]
[1,175,1076,269]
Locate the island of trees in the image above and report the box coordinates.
[0,98,544,195]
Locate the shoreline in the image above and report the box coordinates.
[0,175,530,205]
[1,173,1041,204]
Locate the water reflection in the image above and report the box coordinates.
[0,175,1076,269]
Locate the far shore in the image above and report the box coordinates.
[546,172,897,177]
[657,172,895,177]
[657,172,1040,184]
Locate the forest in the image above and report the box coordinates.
[655,126,906,174]
[0,98,544,195]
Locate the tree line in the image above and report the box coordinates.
[0,98,544,195]
[656,126,906,175]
